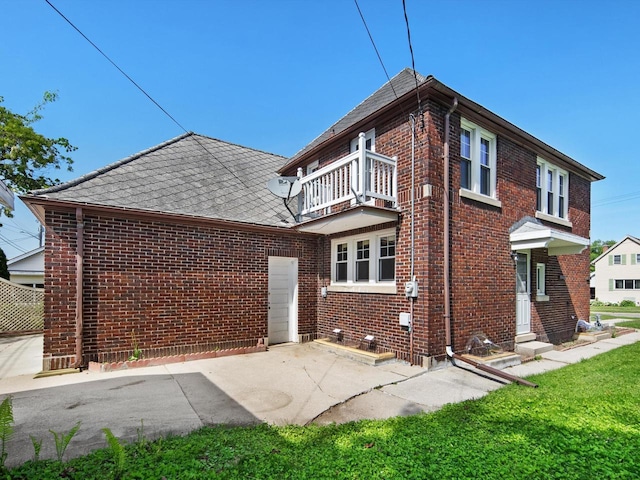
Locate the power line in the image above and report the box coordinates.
[593,191,640,207]
[402,0,422,117]
[44,1,250,189]
[353,0,398,100]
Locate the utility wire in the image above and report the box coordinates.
[353,0,398,101]
[44,0,249,188]
[402,0,423,119]
[593,191,640,207]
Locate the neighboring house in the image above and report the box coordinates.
[7,246,44,288]
[22,69,604,371]
[591,236,640,305]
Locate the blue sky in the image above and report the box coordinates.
[2,0,639,259]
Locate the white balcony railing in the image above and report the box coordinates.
[298,133,397,217]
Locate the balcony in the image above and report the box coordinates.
[295,133,398,235]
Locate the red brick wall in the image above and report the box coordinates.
[44,209,318,369]
[306,97,593,362]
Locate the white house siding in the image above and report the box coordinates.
[593,237,640,305]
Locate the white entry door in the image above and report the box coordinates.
[515,251,531,334]
[268,257,298,344]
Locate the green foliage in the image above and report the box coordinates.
[0,249,9,280]
[49,421,81,463]
[102,428,126,480]
[590,239,616,271]
[6,343,640,478]
[0,92,75,216]
[30,435,42,462]
[128,331,142,361]
[619,300,636,307]
[0,396,13,471]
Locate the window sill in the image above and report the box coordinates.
[328,283,397,295]
[536,295,550,302]
[535,211,573,228]
[459,189,502,208]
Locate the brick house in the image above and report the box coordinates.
[22,69,604,371]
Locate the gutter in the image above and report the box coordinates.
[442,97,537,388]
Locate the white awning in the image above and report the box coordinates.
[509,220,589,255]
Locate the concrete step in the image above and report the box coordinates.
[312,339,397,366]
[515,340,554,357]
[573,330,612,343]
[515,332,537,343]
[461,351,522,370]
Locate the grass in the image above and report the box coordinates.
[617,319,640,329]
[6,343,640,479]
[591,305,640,314]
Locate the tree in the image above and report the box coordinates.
[0,249,8,280]
[0,91,75,217]
[590,239,616,271]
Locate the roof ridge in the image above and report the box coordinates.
[31,132,195,195]
[193,133,287,160]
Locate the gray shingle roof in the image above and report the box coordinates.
[31,133,294,227]
[282,68,427,169]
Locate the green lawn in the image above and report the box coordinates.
[6,342,640,479]
[591,305,640,314]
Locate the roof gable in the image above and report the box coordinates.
[281,68,427,170]
[592,235,640,265]
[28,133,294,227]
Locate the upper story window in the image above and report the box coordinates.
[306,160,319,175]
[613,254,622,265]
[460,119,497,199]
[331,229,395,287]
[537,158,568,220]
[350,128,375,153]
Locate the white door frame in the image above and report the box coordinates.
[267,256,298,344]
[515,250,531,335]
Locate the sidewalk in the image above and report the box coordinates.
[0,329,638,468]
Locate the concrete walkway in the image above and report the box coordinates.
[0,329,638,468]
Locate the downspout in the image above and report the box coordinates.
[442,100,537,388]
[74,207,84,369]
[443,98,458,359]
[409,113,416,364]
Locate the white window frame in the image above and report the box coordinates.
[614,279,640,290]
[613,254,622,265]
[329,229,396,294]
[350,128,375,153]
[536,263,549,301]
[536,158,570,226]
[306,160,319,175]
[459,118,500,207]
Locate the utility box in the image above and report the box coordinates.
[399,312,411,327]
[405,280,418,298]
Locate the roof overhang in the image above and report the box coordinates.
[295,205,398,235]
[509,221,589,255]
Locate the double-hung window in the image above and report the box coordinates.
[460,119,497,200]
[536,158,569,221]
[331,229,396,292]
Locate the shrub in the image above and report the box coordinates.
[619,300,636,307]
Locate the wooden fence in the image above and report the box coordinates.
[0,278,44,333]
